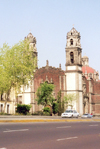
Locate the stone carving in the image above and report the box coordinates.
[83,83,86,95]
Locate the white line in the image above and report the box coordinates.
[0,148,7,149]
[57,136,78,141]
[56,126,71,128]
[3,129,29,133]
[89,125,98,126]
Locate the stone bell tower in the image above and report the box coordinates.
[65,27,83,115]
[25,33,38,68]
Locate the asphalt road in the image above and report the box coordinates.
[0,122,100,149]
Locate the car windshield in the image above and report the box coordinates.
[65,110,73,113]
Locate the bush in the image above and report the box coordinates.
[0,112,8,115]
[16,104,32,115]
[43,112,50,116]
[43,107,51,115]
[52,103,58,115]
[32,111,43,115]
[43,107,50,113]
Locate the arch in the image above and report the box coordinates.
[70,39,73,45]
[70,52,74,63]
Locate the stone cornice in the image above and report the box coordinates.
[65,70,82,74]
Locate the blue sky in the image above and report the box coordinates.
[0,0,100,74]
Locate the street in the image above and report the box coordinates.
[0,122,100,149]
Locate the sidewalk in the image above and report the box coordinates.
[0,115,100,123]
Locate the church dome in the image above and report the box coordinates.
[82,66,99,81]
[82,66,95,73]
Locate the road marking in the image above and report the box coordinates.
[56,126,71,128]
[89,124,98,126]
[57,136,78,141]
[3,129,29,133]
[0,148,7,149]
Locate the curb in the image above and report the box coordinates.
[0,119,100,123]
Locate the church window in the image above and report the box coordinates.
[71,32,72,35]
[70,39,73,45]
[70,52,74,63]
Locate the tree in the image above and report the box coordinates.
[57,90,62,116]
[57,90,64,115]
[35,82,55,107]
[64,93,78,109]
[0,39,37,112]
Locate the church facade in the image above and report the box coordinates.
[0,27,100,116]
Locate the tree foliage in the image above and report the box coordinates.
[57,90,64,115]
[0,39,37,96]
[57,90,62,116]
[35,82,55,107]
[64,93,78,108]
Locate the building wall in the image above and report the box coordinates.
[33,65,65,111]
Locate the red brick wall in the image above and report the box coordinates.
[93,81,100,94]
[33,66,65,111]
[91,81,100,115]
[83,76,100,115]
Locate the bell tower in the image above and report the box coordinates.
[25,33,38,68]
[65,27,83,115]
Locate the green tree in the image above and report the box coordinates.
[57,90,65,115]
[35,82,55,107]
[0,39,37,112]
[57,90,62,116]
[61,98,64,113]
[64,93,78,109]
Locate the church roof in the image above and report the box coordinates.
[82,55,88,59]
[26,32,36,43]
[27,32,34,38]
[67,27,80,36]
[82,66,96,74]
[70,27,78,34]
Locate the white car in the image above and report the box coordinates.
[61,109,79,118]
[81,113,93,118]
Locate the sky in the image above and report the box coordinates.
[0,0,100,74]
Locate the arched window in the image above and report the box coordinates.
[70,52,74,63]
[70,39,73,45]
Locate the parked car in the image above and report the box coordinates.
[61,109,79,118]
[81,113,93,118]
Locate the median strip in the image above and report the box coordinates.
[0,119,100,123]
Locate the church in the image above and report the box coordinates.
[1,27,100,116]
